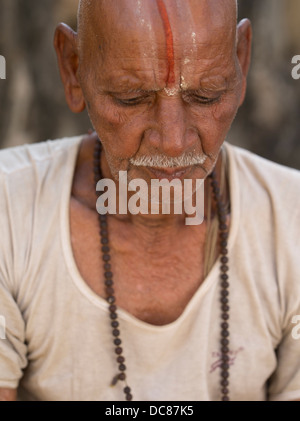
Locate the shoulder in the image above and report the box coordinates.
[0,135,83,218]
[225,142,300,188]
[226,142,300,321]
[0,135,83,291]
[225,141,300,238]
[0,135,82,176]
[225,142,300,216]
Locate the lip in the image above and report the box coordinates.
[145,166,192,181]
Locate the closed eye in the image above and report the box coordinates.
[111,90,222,107]
[112,92,154,107]
[115,97,146,106]
[184,93,222,105]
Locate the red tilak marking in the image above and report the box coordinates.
[156,0,175,85]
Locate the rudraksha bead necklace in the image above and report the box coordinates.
[93,138,230,401]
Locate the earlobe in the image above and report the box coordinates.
[54,23,86,113]
[236,18,252,106]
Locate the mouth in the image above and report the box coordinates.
[145,166,193,181]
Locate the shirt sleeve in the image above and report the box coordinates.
[0,280,28,389]
[267,320,300,401]
[0,171,28,388]
[267,182,300,401]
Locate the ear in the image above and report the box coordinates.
[54,23,86,113]
[236,18,252,106]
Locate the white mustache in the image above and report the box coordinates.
[130,152,208,169]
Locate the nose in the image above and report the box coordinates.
[146,94,199,157]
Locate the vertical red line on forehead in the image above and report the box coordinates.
[156,0,175,85]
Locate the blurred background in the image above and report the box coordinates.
[0,0,300,169]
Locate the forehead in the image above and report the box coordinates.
[80,0,237,90]
[82,0,236,54]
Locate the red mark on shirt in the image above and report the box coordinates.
[210,347,244,373]
[156,0,175,85]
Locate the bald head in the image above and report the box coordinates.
[76,0,239,93]
[77,0,238,40]
[77,0,238,28]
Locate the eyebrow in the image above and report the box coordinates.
[197,74,237,92]
[105,88,160,95]
[196,84,228,93]
[101,73,235,96]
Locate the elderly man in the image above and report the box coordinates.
[0,0,299,402]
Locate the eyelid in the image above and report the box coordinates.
[113,94,151,107]
[111,91,156,106]
[187,87,225,96]
[109,89,157,97]
[110,89,224,107]
[182,91,223,105]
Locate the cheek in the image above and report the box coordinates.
[212,94,240,127]
[87,97,144,159]
[207,95,240,140]
[88,97,128,132]
[189,96,240,154]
